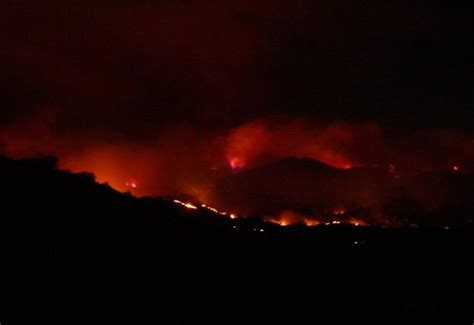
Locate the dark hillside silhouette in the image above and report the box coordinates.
[213,157,474,226]
[1,156,473,323]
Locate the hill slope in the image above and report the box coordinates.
[212,157,474,226]
[1,156,473,323]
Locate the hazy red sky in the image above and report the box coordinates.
[1,0,473,197]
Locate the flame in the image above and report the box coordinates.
[174,200,241,222]
[126,182,137,189]
[229,157,244,170]
[347,218,367,227]
[266,218,290,226]
[303,218,320,227]
[173,200,198,210]
[159,197,369,228]
[332,209,346,215]
[265,210,319,227]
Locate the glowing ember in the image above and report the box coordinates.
[229,158,244,170]
[332,209,346,215]
[265,211,320,227]
[452,165,459,172]
[347,218,367,226]
[175,200,240,221]
[173,200,198,210]
[202,204,220,213]
[173,199,368,228]
[304,219,320,227]
[125,182,137,189]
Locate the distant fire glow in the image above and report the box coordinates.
[229,158,244,170]
[1,112,472,230]
[126,182,137,189]
[264,210,370,227]
[174,200,244,222]
[332,209,346,215]
[173,200,198,210]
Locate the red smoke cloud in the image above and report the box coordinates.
[225,119,385,169]
[2,110,472,200]
[1,110,474,227]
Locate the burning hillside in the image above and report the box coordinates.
[1,114,473,227]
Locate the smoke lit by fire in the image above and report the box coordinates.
[0,110,473,227]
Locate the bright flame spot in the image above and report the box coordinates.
[266,218,287,226]
[125,182,137,189]
[201,204,220,213]
[347,218,367,226]
[453,165,459,172]
[229,158,244,170]
[173,200,198,210]
[265,211,319,227]
[230,214,237,219]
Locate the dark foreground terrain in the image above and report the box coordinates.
[1,156,473,324]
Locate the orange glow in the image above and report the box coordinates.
[126,182,137,189]
[173,200,198,210]
[347,218,368,226]
[175,201,241,222]
[304,218,320,227]
[266,218,290,226]
[332,209,346,215]
[265,211,319,227]
[229,157,244,170]
[223,120,375,170]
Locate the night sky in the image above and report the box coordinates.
[1,0,473,197]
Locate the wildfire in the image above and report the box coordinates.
[303,219,320,227]
[174,200,240,221]
[229,157,244,170]
[332,209,346,215]
[173,199,368,228]
[265,211,321,227]
[266,211,368,227]
[173,200,198,210]
[201,204,219,213]
[347,218,367,227]
[126,181,137,189]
